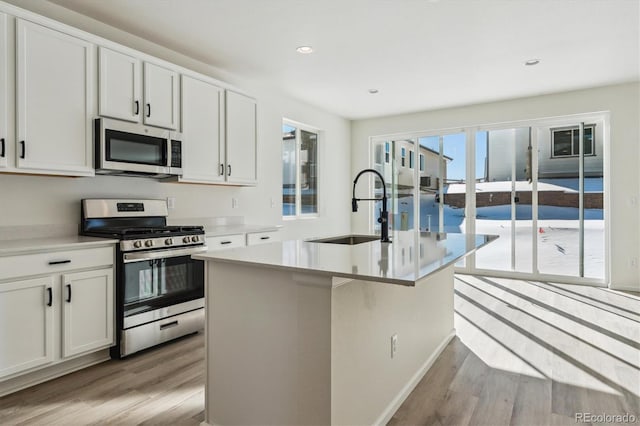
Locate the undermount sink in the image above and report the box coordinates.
[308,235,380,245]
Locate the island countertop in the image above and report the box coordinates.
[193,231,497,286]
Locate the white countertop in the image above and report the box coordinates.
[0,235,119,256]
[194,231,497,286]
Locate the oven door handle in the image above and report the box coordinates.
[123,246,208,263]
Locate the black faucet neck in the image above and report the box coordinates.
[352,169,390,243]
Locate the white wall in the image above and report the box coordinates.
[352,83,640,291]
[0,0,351,241]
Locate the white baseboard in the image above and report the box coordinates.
[373,329,457,426]
[607,284,640,294]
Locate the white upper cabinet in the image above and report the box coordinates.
[144,62,179,130]
[0,12,7,169]
[179,75,225,183]
[98,47,141,122]
[16,19,94,176]
[225,91,257,185]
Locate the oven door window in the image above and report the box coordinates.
[123,255,203,316]
[106,129,167,166]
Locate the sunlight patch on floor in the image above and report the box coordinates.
[454,276,639,398]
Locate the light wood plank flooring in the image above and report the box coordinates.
[389,276,640,425]
[0,333,205,425]
[1,276,638,425]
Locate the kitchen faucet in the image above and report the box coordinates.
[352,169,390,243]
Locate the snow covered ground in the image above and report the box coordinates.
[386,190,605,279]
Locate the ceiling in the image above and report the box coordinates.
[48,0,639,120]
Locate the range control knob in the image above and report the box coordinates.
[165,238,173,246]
[191,235,200,243]
[145,240,154,247]
[183,236,191,244]
[133,240,143,249]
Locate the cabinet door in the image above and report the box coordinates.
[143,62,179,129]
[16,19,94,176]
[62,268,114,358]
[98,47,141,122]
[225,91,257,185]
[0,276,55,378]
[0,12,7,169]
[180,75,225,183]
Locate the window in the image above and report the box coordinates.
[551,125,595,157]
[409,150,414,169]
[401,147,406,167]
[419,154,425,171]
[282,121,318,217]
[385,142,390,163]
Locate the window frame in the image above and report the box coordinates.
[409,150,414,169]
[282,119,320,220]
[419,153,425,172]
[550,124,596,158]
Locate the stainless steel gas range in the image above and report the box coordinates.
[80,199,207,358]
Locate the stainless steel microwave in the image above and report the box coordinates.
[94,118,182,178]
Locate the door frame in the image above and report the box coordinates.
[368,112,610,286]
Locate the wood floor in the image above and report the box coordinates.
[0,333,205,425]
[390,276,640,425]
[0,276,638,425]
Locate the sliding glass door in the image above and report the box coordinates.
[535,122,605,280]
[418,133,467,234]
[370,113,607,284]
[474,127,533,274]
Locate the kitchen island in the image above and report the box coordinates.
[194,231,496,426]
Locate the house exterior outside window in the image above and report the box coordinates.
[282,121,319,217]
[551,125,595,158]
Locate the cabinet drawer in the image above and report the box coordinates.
[246,231,280,246]
[0,246,114,281]
[205,234,245,251]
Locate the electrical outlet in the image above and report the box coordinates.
[270,197,276,208]
[232,198,238,209]
[630,258,638,268]
[391,334,398,358]
[166,197,176,210]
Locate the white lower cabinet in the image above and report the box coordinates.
[206,234,245,251]
[62,268,113,358]
[0,245,115,382]
[246,230,281,246]
[0,276,55,378]
[0,12,7,170]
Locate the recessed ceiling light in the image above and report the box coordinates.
[368,89,379,94]
[296,46,313,54]
[524,59,540,66]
